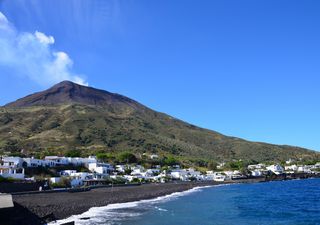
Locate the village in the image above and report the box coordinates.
[1,153,320,190]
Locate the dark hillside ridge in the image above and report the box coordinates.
[5,81,142,109]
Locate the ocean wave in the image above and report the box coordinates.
[48,185,214,225]
[155,206,168,212]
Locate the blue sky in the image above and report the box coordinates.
[0,0,319,151]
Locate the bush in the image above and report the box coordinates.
[163,156,178,166]
[0,176,18,183]
[65,149,81,157]
[111,177,127,184]
[118,152,137,164]
[96,153,112,162]
[208,160,218,170]
[131,178,141,183]
[0,176,8,182]
[50,177,71,188]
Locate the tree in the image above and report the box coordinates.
[118,152,137,164]
[163,156,178,166]
[96,153,112,162]
[208,160,218,170]
[65,150,81,157]
[3,139,20,152]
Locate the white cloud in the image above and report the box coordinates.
[35,31,55,45]
[0,12,8,25]
[0,12,88,86]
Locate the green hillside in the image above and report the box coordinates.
[0,81,318,163]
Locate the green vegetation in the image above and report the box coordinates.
[65,149,81,157]
[50,177,71,188]
[0,176,17,183]
[163,156,178,166]
[96,152,114,162]
[117,152,137,164]
[207,160,218,170]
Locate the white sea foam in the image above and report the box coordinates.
[48,185,215,225]
[155,206,168,212]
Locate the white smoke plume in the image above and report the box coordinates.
[0,12,88,86]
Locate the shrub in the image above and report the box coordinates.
[163,156,178,166]
[96,153,112,162]
[50,177,71,188]
[65,149,81,157]
[118,152,137,164]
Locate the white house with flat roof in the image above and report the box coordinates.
[115,165,127,173]
[67,172,93,187]
[60,170,77,176]
[297,165,312,173]
[285,165,298,171]
[88,162,114,175]
[0,166,25,179]
[1,157,24,168]
[66,156,97,167]
[248,164,266,170]
[0,157,25,179]
[44,156,69,166]
[23,157,48,167]
[206,171,226,182]
[250,170,263,177]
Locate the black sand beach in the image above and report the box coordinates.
[0,179,264,225]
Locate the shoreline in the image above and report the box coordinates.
[48,184,219,225]
[0,176,317,225]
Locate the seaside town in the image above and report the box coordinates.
[1,152,320,190]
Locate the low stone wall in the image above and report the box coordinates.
[0,181,46,193]
[0,194,14,209]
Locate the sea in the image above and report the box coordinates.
[50,178,320,225]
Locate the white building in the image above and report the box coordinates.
[116,165,127,173]
[145,169,160,175]
[1,157,24,168]
[206,171,226,182]
[131,166,146,175]
[66,156,97,167]
[68,172,93,187]
[44,156,69,166]
[0,166,25,179]
[0,157,25,179]
[23,158,48,167]
[297,166,312,173]
[248,164,266,170]
[88,163,114,174]
[170,168,201,181]
[285,165,298,171]
[187,168,201,177]
[223,170,245,180]
[266,164,284,175]
[23,156,97,168]
[60,170,77,176]
[250,170,263,177]
[170,169,188,180]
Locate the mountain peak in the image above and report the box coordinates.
[4,81,140,108]
[54,80,77,87]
